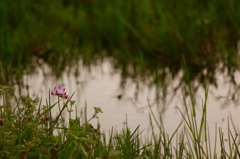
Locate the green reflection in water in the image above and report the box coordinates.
[0,0,240,105]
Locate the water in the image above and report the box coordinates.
[19,59,240,151]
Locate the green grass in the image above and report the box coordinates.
[1,1,240,157]
[0,85,239,158]
[0,0,240,92]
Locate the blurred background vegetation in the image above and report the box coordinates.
[0,0,240,98]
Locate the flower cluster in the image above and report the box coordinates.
[51,86,68,99]
[41,115,52,121]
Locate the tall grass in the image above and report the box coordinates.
[0,84,239,158]
[0,0,239,92]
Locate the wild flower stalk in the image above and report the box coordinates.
[51,86,68,99]
[51,86,68,121]
[41,115,52,121]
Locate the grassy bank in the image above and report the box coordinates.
[0,0,240,90]
[0,85,239,158]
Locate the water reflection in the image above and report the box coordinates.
[2,0,240,154]
[18,59,240,147]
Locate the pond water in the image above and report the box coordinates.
[19,58,240,151]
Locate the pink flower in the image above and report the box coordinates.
[51,86,68,99]
[41,115,52,121]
